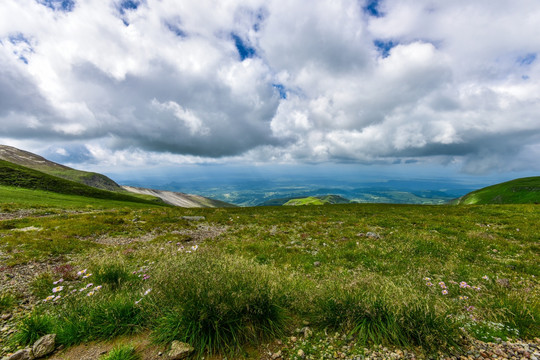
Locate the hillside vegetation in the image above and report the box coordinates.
[454,177,540,204]
[0,145,123,192]
[0,160,165,206]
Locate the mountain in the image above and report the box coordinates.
[0,145,122,192]
[0,159,165,206]
[0,145,234,208]
[259,194,351,206]
[122,186,236,208]
[453,177,540,204]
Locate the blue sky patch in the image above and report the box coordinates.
[8,33,33,64]
[517,53,536,66]
[272,84,287,99]
[38,0,75,12]
[373,39,396,58]
[363,0,383,17]
[231,33,256,61]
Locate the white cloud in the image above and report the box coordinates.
[0,0,539,174]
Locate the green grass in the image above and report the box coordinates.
[3,200,539,358]
[454,176,540,204]
[100,344,140,360]
[0,292,17,312]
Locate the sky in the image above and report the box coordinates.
[1,0,539,185]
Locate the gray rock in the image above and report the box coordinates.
[181,216,205,221]
[7,348,33,360]
[32,334,56,359]
[366,232,381,239]
[167,341,194,360]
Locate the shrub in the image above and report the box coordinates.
[92,262,135,291]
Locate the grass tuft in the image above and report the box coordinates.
[14,312,54,346]
[100,344,140,360]
[150,251,285,356]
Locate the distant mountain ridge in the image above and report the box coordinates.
[453,177,540,204]
[0,145,122,192]
[122,186,236,208]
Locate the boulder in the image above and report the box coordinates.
[32,334,56,359]
[7,348,33,360]
[167,341,194,360]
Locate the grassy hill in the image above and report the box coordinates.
[453,176,540,204]
[0,160,166,206]
[0,145,124,192]
[260,194,351,206]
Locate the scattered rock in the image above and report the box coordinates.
[1,314,11,321]
[7,348,32,360]
[366,232,381,239]
[271,350,282,359]
[32,334,56,359]
[181,216,205,221]
[313,261,321,267]
[167,341,194,360]
[297,349,305,358]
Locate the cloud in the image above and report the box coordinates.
[0,0,539,174]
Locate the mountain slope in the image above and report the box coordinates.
[0,160,166,206]
[122,186,236,208]
[0,145,122,192]
[453,177,540,204]
[258,194,351,206]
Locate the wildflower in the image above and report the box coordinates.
[53,278,64,285]
[77,269,87,277]
[442,290,448,295]
[423,277,431,281]
[439,281,447,289]
[144,288,152,296]
[426,282,433,287]
[53,295,61,301]
[85,283,93,289]
[482,275,489,280]
[44,295,55,302]
[466,306,475,312]
[459,296,469,300]
[191,245,199,251]
[71,289,77,293]
[82,273,92,279]
[135,298,143,304]
[87,291,95,296]
[459,281,470,288]
[94,285,102,291]
[132,271,137,274]
[52,286,64,293]
[143,275,150,280]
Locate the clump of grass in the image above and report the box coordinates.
[100,344,140,360]
[92,261,135,291]
[312,285,462,353]
[14,311,54,346]
[55,292,145,346]
[30,273,54,299]
[0,292,17,312]
[150,250,286,356]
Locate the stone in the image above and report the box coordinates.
[297,349,305,358]
[366,232,381,239]
[167,341,194,360]
[1,314,12,321]
[32,334,56,359]
[496,278,510,288]
[271,350,282,359]
[7,348,33,360]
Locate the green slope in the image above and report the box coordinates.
[283,195,351,206]
[0,145,123,192]
[0,160,166,206]
[453,176,540,204]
